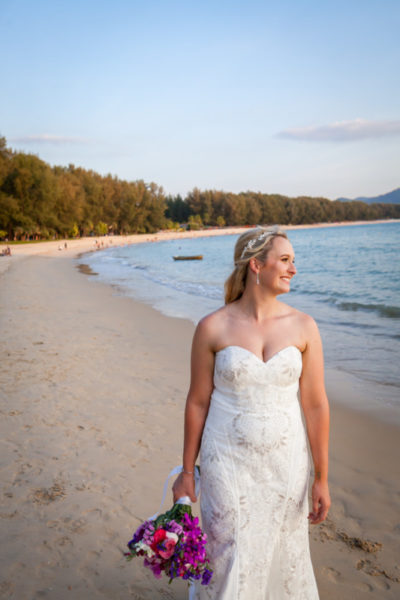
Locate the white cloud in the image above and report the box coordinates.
[277,119,400,142]
[10,134,91,145]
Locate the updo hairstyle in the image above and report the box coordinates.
[224,226,288,304]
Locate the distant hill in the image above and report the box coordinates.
[337,188,400,205]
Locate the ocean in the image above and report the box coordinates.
[81,222,400,411]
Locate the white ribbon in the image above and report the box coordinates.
[148,465,201,521]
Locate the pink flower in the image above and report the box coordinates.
[158,536,177,559]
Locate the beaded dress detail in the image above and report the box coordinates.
[193,345,319,600]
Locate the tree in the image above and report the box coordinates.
[95,221,108,236]
[188,214,203,230]
[165,194,191,222]
[69,223,80,238]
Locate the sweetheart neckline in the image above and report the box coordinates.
[215,344,302,365]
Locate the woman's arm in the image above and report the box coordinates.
[172,317,215,502]
[299,315,331,525]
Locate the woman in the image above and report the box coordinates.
[173,227,330,599]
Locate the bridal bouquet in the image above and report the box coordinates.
[125,500,213,585]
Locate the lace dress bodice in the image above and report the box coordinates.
[193,345,319,599]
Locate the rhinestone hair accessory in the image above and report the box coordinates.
[240,230,269,259]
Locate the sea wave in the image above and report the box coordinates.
[337,301,400,319]
[302,292,400,320]
[140,272,222,300]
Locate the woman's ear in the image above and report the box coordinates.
[248,257,260,275]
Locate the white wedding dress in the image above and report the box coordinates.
[193,345,319,599]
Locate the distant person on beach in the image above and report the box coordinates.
[173,226,330,599]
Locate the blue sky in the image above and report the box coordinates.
[1,0,399,199]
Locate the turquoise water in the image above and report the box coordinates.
[82,222,400,407]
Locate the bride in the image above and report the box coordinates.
[173,227,330,599]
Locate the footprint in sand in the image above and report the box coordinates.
[357,558,400,584]
[354,582,373,592]
[82,507,102,521]
[19,462,43,476]
[0,509,18,519]
[31,482,66,504]
[55,535,72,547]
[64,517,87,534]
[319,517,382,554]
[75,482,87,491]
[374,579,391,591]
[320,566,341,583]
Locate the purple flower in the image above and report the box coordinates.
[166,519,183,535]
[128,522,146,547]
[144,557,163,579]
[202,569,213,585]
[142,522,155,545]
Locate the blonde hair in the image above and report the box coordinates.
[224,226,288,304]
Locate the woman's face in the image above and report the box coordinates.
[259,236,296,295]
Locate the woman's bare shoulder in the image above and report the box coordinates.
[195,305,234,348]
[197,305,234,332]
[280,304,320,350]
[283,303,318,329]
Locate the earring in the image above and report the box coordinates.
[256,272,260,285]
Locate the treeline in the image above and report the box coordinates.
[1,137,399,240]
[0,137,166,240]
[166,188,400,228]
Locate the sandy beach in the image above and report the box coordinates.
[1,232,399,599]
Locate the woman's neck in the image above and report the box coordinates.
[236,287,282,322]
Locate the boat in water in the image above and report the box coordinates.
[172,255,203,261]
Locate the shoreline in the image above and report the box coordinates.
[1,218,398,264]
[1,218,397,280]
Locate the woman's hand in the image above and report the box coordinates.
[308,480,331,525]
[172,472,197,503]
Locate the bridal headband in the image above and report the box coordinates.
[240,230,269,259]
